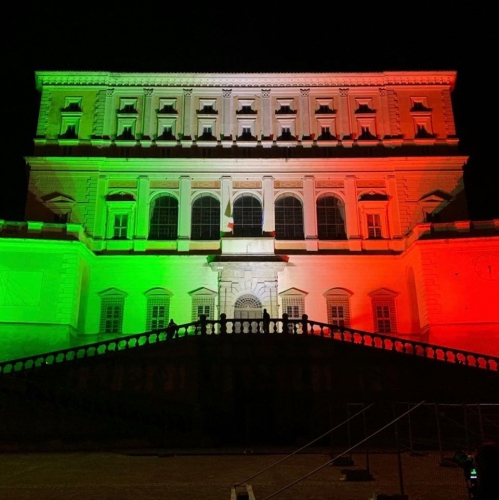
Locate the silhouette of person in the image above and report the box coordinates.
[166,318,177,340]
[262,308,270,333]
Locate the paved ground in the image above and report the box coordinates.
[0,448,471,500]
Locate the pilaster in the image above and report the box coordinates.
[300,88,311,139]
[143,88,154,139]
[261,89,271,139]
[345,175,361,247]
[262,176,275,234]
[387,174,402,238]
[303,176,318,251]
[93,175,108,242]
[178,176,192,248]
[338,88,350,139]
[182,89,193,139]
[222,89,232,139]
[134,175,150,242]
[103,89,114,138]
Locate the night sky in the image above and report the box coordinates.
[2,5,495,221]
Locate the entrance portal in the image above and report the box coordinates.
[234,294,262,333]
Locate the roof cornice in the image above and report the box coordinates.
[34,71,457,91]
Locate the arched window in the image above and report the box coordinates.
[317,195,346,240]
[275,195,304,240]
[233,195,262,237]
[191,195,220,240]
[149,194,178,240]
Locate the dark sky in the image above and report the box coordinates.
[2,5,495,221]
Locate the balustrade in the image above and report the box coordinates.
[1,314,497,375]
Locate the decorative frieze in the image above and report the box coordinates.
[150,180,179,188]
[356,180,386,188]
[316,180,344,188]
[191,181,221,189]
[233,181,261,189]
[274,180,303,188]
[35,71,458,89]
[108,180,137,188]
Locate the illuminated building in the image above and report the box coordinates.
[1,70,498,360]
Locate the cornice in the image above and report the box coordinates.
[35,71,457,91]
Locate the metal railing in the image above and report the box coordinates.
[1,313,498,375]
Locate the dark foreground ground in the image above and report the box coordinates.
[0,448,471,500]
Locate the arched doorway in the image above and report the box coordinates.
[234,294,262,333]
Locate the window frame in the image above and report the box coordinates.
[191,194,221,240]
[324,288,353,329]
[358,198,389,240]
[106,198,136,240]
[316,194,347,240]
[149,194,179,241]
[145,288,173,331]
[98,288,128,334]
[369,288,398,334]
[189,287,217,321]
[275,194,304,240]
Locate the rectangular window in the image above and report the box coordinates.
[326,294,351,328]
[122,126,133,140]
[331,305,345,327]
[151,305,166,329]
[376,305,391,333]
[119,98,138,113]
[191,296,215,321]
[113,214,128,239]
[197,305,211,317]
[54,213,69,223]
[367,213,382,239]
[146,295,171,331]
[370,293,397,334]
[282,296,304,319]
[99,300,124,334]
[286,305,300,318]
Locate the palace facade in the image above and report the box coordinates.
[1,70,498,360]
